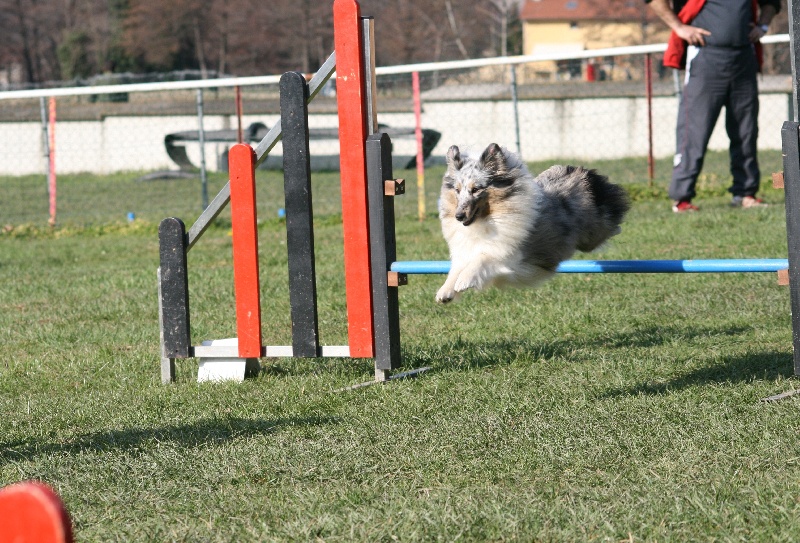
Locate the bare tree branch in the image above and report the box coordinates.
[445,0,470,59]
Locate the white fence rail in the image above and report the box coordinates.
[0,35,792,225]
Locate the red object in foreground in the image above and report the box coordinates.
[229,143,263,358]
[0,481,73,543]
[334,0,375,358]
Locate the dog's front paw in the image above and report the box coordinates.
[435,285,457,304]
[453,275,478,294]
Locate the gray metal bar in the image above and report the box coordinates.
[196,89,209,209]
[334,367,432,392]
[254,51,337,166]
[252,121,283,168]
[363,17,379,135]
[187,183,231,251]
[187,51,338,250]
[39,97,50,194]
[307,51,338,102]
[510,65,521,154]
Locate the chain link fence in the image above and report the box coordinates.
[0,38,792,227]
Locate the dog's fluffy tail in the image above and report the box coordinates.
[538,165,631,253]
[579,168,630,251]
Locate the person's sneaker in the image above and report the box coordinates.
[731,195,767,208]
[672,200,699,213]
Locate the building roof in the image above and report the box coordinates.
[520,0,661,23]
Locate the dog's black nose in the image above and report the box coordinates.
[455,211,466,222]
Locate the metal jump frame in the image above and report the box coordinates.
[159,0,406,383]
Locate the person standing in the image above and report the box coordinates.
[645,0,780,212]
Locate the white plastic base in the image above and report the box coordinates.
[197,338,261,383]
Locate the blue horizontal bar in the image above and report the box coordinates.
[390,259,789,274]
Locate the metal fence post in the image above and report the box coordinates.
[510,64,521,155]
[39,97,50,195]
[196,89,209,210]
[645,53,654,185]
[412,71,425,221]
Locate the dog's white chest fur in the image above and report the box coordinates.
[438,193,552,302]
[441,192,540,282]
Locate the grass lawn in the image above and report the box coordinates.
[2,150,800,541]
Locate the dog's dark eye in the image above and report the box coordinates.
[469,186,483,195]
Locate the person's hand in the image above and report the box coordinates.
[749,23,768,43]
[675,23,711,46]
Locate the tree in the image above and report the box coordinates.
[0,0,531,84]
[0,0,136,84]
[359,0,501,66]
[0,0,64,83]
[123,0,212,73]
[58,30,92,79]
[480,0,525,57]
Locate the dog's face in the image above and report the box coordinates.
[441,143,517,226]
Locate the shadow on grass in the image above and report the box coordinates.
[259,357,375,379]
[405,324,753,369]
[602,351,793,398]
[402,324,794,393]
[580,324,753,349]
[0,415,337,464]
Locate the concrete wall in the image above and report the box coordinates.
[0,93,789,176]
[429,93,789,162]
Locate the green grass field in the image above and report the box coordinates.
[3,150,800,541]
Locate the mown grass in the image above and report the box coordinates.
[2,150,800,541]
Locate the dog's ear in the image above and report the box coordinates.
[479,143,506,172]
[446,145,463,171]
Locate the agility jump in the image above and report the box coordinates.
[158,0,800,385]
[159,0,407,383]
